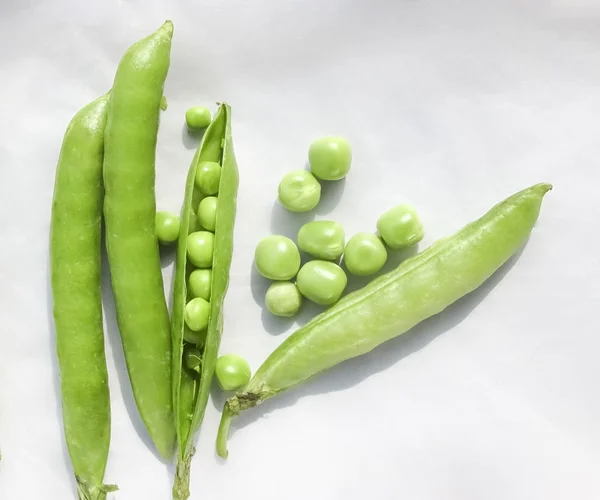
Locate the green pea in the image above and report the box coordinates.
[296,260,347,306]
[183,345,203,373]
[187,231,215,268]
[155,211,180,244]
[197,196,218,232]
[215,354,251,391]
[297,220,345,260]
[184,297,210,332]
[185,106,212,130]
[265,282,302,317]
[183,326,206,347]
[188,269,212,301]
[344,233,387,276]
[376,204,424,249]
[195,161,222,195]
[278,170,321,212]
[255,235,301,280]
[308,136,352,181]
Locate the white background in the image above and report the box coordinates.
[1,1,599,499]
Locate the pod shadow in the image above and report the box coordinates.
[226,241,529,446]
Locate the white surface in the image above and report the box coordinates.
[1,1,599,499]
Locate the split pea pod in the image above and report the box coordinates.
[172,104,239,499]
[103,21,176,458]
[217,183,552,458]
[50,94,116,499]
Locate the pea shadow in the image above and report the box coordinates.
[225,242,529,448]
[269,200,315,240]
[160,243,177,270]
[45,257,79,492]
[100,241,172,466]
[314,178,347,216]
[181,123,205,151]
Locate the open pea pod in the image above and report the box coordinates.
[171,103,239,499]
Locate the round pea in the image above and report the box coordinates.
[344,233,387,276]
[183,326,206,347]
[278,170,321,212]
[155,211,180,245]
[255,235,301,280]
[265,282,302,317]
[296,260,347,306]
[195,161,222,195]
[308,136,352,181]
[185,106,212,130]
[197,196,218,231]
[297,220,345,260]
[188,269,212,301]
[184,297,210,332]
[183,344,203,373]
[187,231,214,268]
[376,204,424,249]
[215,354,251,391]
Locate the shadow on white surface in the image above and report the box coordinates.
[314,177,347,216]
[229,241,528,445]
[181,122,205,151]
[45,256,78,492]
[269,200,315,240]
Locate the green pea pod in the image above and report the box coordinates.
[217,182,552,458]
[103,21,176,459]
[171,103,239,499]
[50,94,117,499]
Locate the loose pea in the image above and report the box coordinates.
[344,233,388,276]
[215,354,251,391]
[155,211,180,244]
[278,170,321,212]
[308,136,352,181]
[255,235,301,280]
[195,161,222,195]
[296,260,347,306]
[184,297,210,332]
[265,282,302,317]
[183,345,203,373]
[197,196,218,231]
[297,220,345,260]
[376,204,424,249]
[187,231,215,268]
[188,269,212,301]
[185,106,212,130]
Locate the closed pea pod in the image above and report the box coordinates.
[103,21,176,459]
[217,183,552,457]
[171,103,239,499]
[50,94,116,499]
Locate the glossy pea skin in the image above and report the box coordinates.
[184,298,210,332]
[187,231,215,268]
[217,183,552,458]
[296,260,347,305]
[344,233,388,276]
[265,282,302,317]
[297,220,345,260]
[308,136,352,181]
[377,204,424,250]
[195,161,222,195]
[183,345,203,373]
[215,355,252,391]
[51,94,115,497]
[255,235,301,280]
[197,196,218,231]
[278,170,321,212]
[156,211,180,244]
[185,106,212,130]
[102,21,175,460]
[188,269,212,301]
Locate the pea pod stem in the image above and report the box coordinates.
[216,183,552,458]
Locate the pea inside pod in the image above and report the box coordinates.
[171,103,239,500]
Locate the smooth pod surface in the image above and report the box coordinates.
[103,21,176,459]
[50,94,116,499]
[217,183,552,458]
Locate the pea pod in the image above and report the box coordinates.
[172,103,239,499]
[50,94,117,499]
[103,21,176,458]
[217,183,552,458]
